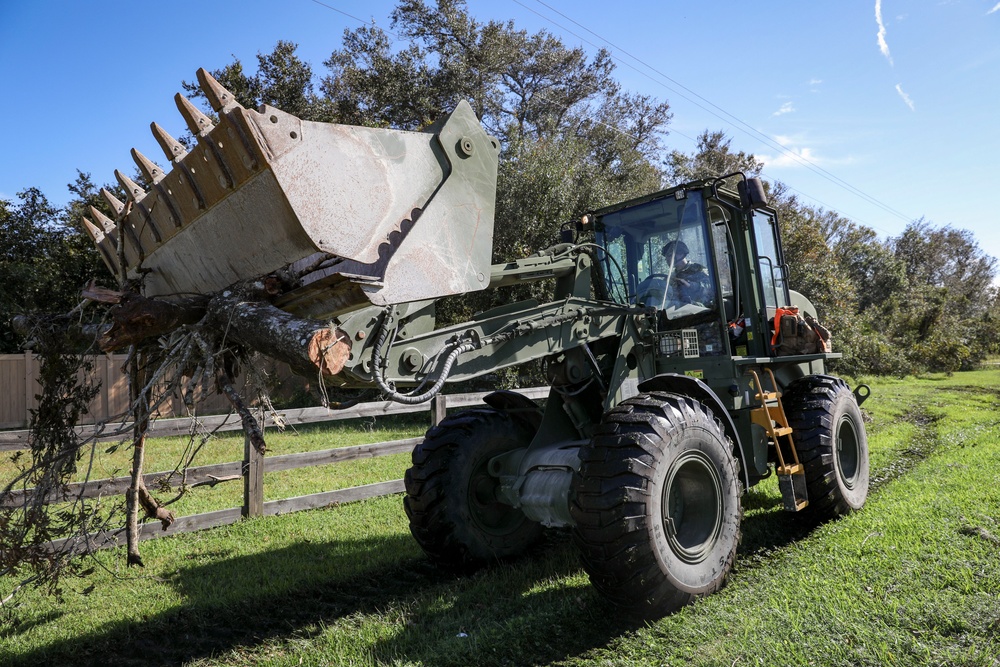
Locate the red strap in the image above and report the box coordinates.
[770,307,799,346]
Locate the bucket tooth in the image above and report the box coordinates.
[131,148,164,184]
[97,188,142,265]
[196,67,240,112]
[81,217,118,272]
[81,69,500,313]
[88,206,116,234]
[81,217,104,242]
[115,170,146,202]
[151,122,188,162]
[175,93,214,136]
[100,188,126,218]
[115,170,165,243]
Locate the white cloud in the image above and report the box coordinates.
[808,78,823,86]
[773,101,795,116]
[895,83,915,110]
[989,2,1000,14]
[758,137,821,168]
[759,146,821,169]
[875,0,893,65]
[758,135,854,170]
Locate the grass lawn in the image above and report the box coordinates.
[2,372,999,666]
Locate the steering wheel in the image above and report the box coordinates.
[636,273,675,308]
[637,273,673,290]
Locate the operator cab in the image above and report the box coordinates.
[596,188,719,319]
[593,177,791,361]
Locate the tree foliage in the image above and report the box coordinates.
[0,178,114,354]
[4,0,1000,611]
[666,133,999,375]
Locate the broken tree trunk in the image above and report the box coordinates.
[77,285,352,380]
[85,287,208,352]
[205,289,352,380]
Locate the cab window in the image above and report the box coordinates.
[752,210,788,309]
[596,191,717,321]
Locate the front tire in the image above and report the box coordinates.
[571,392,742,617]
[404,408,542,568]
[784,375,869,519]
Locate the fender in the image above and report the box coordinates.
[638,374,750,488]
[483,389,544,432]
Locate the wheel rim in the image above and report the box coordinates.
[661,450,724,564]
[836,414,861,489]
[467,460,524,536]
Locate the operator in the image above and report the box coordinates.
[661,240,711,306]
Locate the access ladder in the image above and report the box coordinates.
[748,368,808,511]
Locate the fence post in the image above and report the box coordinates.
[23,350,36,428]
[100,355,112,422]
[431,394,447,427]
[242,430,264,518]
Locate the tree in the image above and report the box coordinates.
[663,130,763,186]
[185,40,330,122]
[0,183,113,354]
[885,221,999,372]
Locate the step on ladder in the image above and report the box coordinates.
[748,369,808,511]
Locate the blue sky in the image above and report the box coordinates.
[2,0,999,265]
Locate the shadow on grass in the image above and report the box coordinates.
[0,611,63,641]
[7,486,838,667]
[5,531,639,667]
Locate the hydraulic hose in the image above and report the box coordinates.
[370,308,476,404]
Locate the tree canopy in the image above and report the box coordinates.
[3,0,999,608]
[6,0,998,371]
[0,176,114,354]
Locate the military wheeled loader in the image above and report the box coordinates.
[83,69,871,617]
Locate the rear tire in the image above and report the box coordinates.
[571,392,742,617]
[404,408,542,568]
[784,375,869,519]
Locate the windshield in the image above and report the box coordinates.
[596,190,717,320]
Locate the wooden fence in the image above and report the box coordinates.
[0,387,548,553]
[0,352,235,429]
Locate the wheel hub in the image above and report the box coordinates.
[661,450,724,564]
[467,465,524,536]
[836,415,861,489]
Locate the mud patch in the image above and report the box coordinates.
[869,408,943,492]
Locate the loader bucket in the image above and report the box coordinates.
[82,69,499,318]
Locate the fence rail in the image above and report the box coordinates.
[2,387,549,553]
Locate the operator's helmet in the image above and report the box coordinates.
[662,239,689,261]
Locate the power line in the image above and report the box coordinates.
[516,0,914,231]
[303,0,906,234]
[306,0,380,30]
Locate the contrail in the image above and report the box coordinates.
[895,84,915,111]
[875,0,893,65]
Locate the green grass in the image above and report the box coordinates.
[2,373,1000,666]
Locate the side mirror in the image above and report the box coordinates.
[738,177,768,210]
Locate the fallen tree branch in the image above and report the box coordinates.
[96,292,208,352]
[190,474,242,488]
[71,282,352,380]
[137,486,175,531]
[217,370,266,456]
